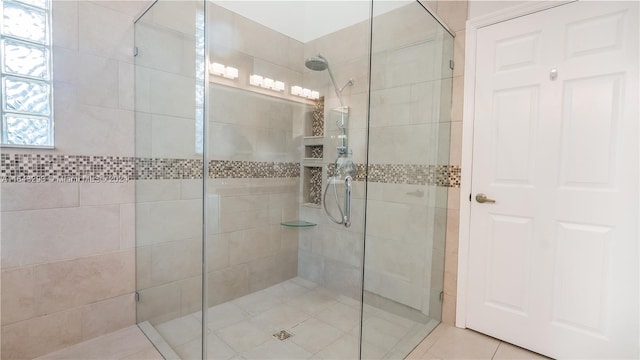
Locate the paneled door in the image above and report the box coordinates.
[467,1,638,358]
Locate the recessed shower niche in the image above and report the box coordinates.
[134,1,454,359]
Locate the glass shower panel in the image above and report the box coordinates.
[134,1,206,357]
[362,1,454,358]
[204,1,370,358]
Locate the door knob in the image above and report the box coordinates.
[475,193,496,204]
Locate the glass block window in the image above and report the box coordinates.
[1,0,53,147]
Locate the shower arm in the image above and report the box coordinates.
[326,65,345,107]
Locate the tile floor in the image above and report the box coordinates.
[35,278,550,360]
[34,325,163,360]
[406,324,551,360]
[149,277,437,360]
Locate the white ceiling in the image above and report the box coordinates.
[213,1,413,43]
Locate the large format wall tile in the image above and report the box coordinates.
[33,249,135,315]
[1,308,83,360]
[1,205,121,268]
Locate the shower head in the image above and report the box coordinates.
[304,54,353,106]
[305,55,329,71]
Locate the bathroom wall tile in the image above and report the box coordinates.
[447,187,461,211]
[136,179,181,203]
[80,293,135,341]
[134,22,184,74]
[229,227,273,265]
[219,208,269,233]
[135,199,202,246]
[137,282,182,325]
[79,181,134,206]
[179,276,203,316]
[441,293,456,325]
[220,194,269,214]
[120,203,135,249]
[207,234,230,271]
[53,47,120,109]
[409,81,441,125]
[180,179,203,200]
[54,101,135,157]
[373,3,439,53]
[150,239,202,286]
[151,114,198,159]
[453,30,466,77]
[87,1,150,18]
[1,205,121,268]
[297,250,324,285]
[151,239,202,285]
[135,111,153,158]
[445,208,460,256]
[33,249,135,315]
[78,2,134,62]
[233,14,290,70]
[52,0,78,50]
[436,0,468,32]
[449,120,463,167]
[248,250,297,293]
[368,124,439,165]
[136,245,152,290]
[208,3,234,51]
[451,75,465,122]
[1,266,35,326]
[435,122,452,167]
[0,183,78,211]
[207,264,249,307]
[1,308,82,360]
[314,19,369,66]
[320,229,363,268]
[119,61,135,110]
[148,69,196,119]
[148,0,199,37]
[324,259,362,300]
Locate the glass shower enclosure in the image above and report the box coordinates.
[133,1,453,358]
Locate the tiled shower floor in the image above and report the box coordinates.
[150,277,438,360]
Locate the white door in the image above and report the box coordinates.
[467,1,639,358]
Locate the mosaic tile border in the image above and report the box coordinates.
[0,153,461,187]
[0,154,299,182]
[209,160,300,179]
[328,163,461,188]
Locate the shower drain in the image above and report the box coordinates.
[273,330,293,341]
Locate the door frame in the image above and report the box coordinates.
[455,0,575,328]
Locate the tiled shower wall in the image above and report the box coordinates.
[0,1,150,359]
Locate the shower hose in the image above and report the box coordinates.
[323,159,353,228]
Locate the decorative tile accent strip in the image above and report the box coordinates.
[307,146,323,159]
[0,154,300,182]
[0,153,135,183]
[135,158,203,180]
[311,97,324,136]
[327,162,461,188]
[209,160,300,179]
[307,167,322,205]
[1,153,460,187]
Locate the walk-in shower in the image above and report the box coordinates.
[133,1,454,358]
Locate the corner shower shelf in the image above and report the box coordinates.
[280,220,317,228]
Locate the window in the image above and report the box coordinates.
[1,0,53,147]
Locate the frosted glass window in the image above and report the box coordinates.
[1,0,52,147]
[3,39,49,79]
